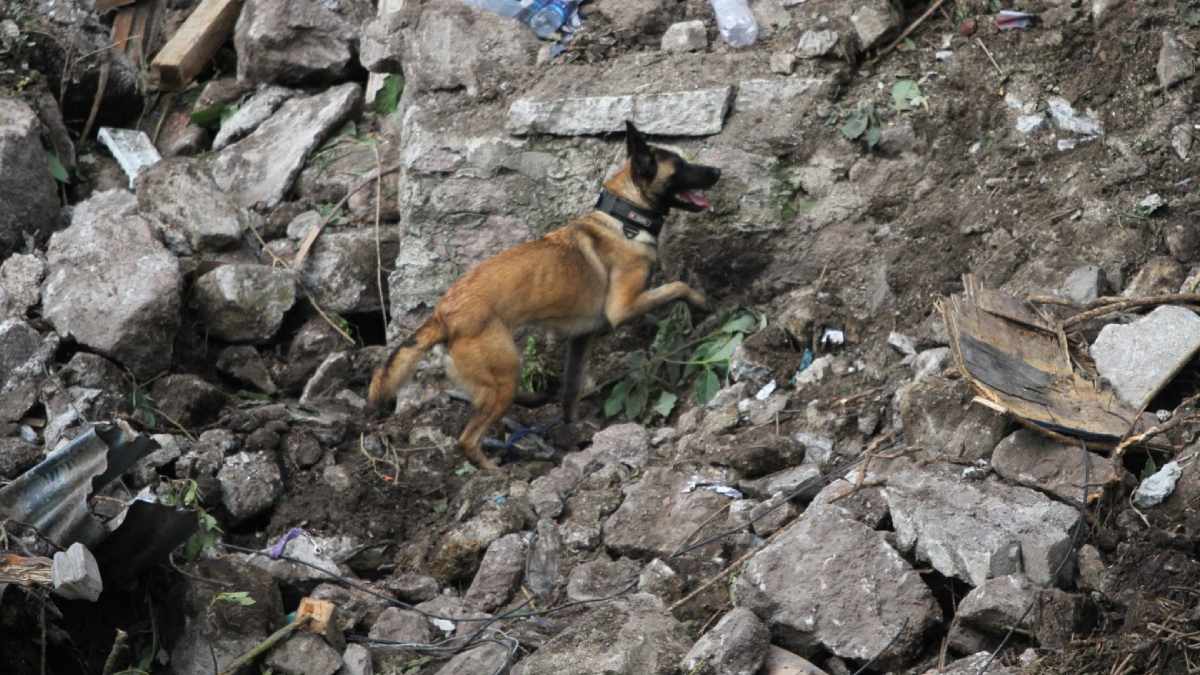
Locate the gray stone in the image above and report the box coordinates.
[464,533,527,612]
[911,347,950,381]
[212,83,361,210]
[603,468,729,559]
[218,451,283,524]
[244,535,354,586]
[956,574,1037,634]
[1091,305,1200,409]
[300,352,353,405]
[0,437,42,479]
[0,319,56,422]
[216,346,278,394]
[42,190,181,377]
[883,464,1082,587]
[193,265,297,343]
[301,230,399,314]
[566,558,641,603]
[234,0,372,86]
[587,423,652,468]
[1159,31,1195,90]
[402,1,540,98]
[368,607,432,648]
[1062,265,1108,305]
[385,572,440,604]
[760,646,829,675]
[323,464,353,492]
[525,519,562,601]
[796,30,839,59]
[895,376,1007,463]
[135,158,249,253]
[213,86,297,150]
[0,254,45,319]
[638,558,683,602]
[661,20,707,52]
[850,0,900,50]
[923,653,1017,675]
[512,594,689,675]
[430,500,529,583]
[681,607,770,675]
[51,542,102,602]
[359,10,403,74]
[1077,545,1107,592]
[265,633,342,675]
[992,429,1120,503]
[733,505,937,667]
[749,493,798,536]
[287,211,322,240]
[1092,0,1124,25]
[1134,460,1183,508]
[434,642,510,675]
[151,375,227,428]
[592,0,672,33]
[741,464,823,502]
[0,98,60,258]
[340,643,372,675]
[508,58,734,137]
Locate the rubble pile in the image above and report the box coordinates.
[5,0,1200,673]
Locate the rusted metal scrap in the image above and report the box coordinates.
[939,275,1142,447]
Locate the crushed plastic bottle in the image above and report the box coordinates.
[461,0,577,39]
[709,0,758,47]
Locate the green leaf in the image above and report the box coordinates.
[184,481,198,507]
[839,110,868,140]
[605,380,629,418]
[213,591,256,607]
[625,382,648,420]
[719,313,757,335]
[47,151,69,183]
[695,368,721,404]
[1140,456,1159,483]
[865,125,882,149]
[454,462,477,476]
[651,391,678,419]
[709,333,743,364]
[190,104,232,129]
[432,499,448,514]
[375,74,404,116]
[892,79,926,112]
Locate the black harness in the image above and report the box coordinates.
[595,189,665,242]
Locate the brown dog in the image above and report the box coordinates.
[366,121,721,470]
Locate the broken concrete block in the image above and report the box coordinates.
[661,20,707,52]
[1061,265,1107,305]
[797,29,839,58]
[509,85,733,137]
[1091,305,1200,410]
[1159,30,1195,90]
[850,0,900,50]
[52,542,103,602]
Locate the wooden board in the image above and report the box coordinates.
[940,275,1140,444]
[149,0,243,91]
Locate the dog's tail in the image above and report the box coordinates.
[366,316,447,416]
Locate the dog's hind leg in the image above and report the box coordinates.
[448,323,519,471]
[560,334,593,423]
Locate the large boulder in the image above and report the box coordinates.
[234,0,373,86]
[733,504,938,668]
[681,607,771,675]
[603,467,729,560]
[0,97,60,258]
[401,0,540,98]
[212,83,361,210]
[300,230,398,314]
[192,265,297,343]
[513,594,689,675]
[135,158,251,254]
[41,191,181,377]
[883,464,1082,587]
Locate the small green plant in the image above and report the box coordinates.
[189,103,237,130]
[47,150,69,183]
[520,335,550,395]
[130,386,157,429]
[603,306,761,423]
[159,479,223,561]
[374,74,404,116]
[840,103,882,150]
[211,591,256,608]
[891,79,927,112]
[402,656,433,674]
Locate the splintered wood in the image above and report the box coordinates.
[938,275,1139,447]
[150,0,243,90]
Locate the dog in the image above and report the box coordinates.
[366,121,722,470]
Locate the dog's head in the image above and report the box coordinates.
[624,120,721,213]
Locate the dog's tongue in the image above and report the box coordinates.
[680,190,711,210]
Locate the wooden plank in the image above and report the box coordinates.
[110,6,135,55]
[149,0,243,91]
[127,0,155,65]
[96,0,136,11]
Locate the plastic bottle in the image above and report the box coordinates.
[527,0,574,39]
[708,0,758,47]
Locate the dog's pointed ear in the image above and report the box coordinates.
[625,120,656,184]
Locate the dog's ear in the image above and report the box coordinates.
[625,120,656,184]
